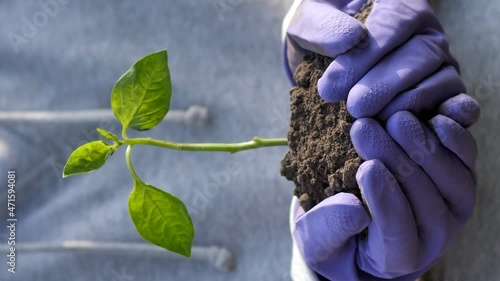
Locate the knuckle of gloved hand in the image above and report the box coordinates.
[351,118,376,140]
[391,111,424,138]
[347,81,392,118]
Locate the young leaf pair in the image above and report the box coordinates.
[63,50,194,257]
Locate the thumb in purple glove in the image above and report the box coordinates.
[294,193,369,266]
[293,162,428,280]
[293,193,371,279]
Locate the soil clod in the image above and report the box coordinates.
[280,0,374,212]
[280,54,363,212]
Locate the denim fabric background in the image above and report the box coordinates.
[0,0,499,280]
[0,1,293,280]
[430,1,500,280]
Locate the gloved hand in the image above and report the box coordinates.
[293,109,478,280]
[284,0,369,83]
[285,0,462,119]
[383,93,481,128]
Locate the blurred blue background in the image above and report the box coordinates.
[0,1,294,280]
[0,0,499,280]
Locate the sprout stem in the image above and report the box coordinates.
[124,137,287,154]
[125,145,140,181]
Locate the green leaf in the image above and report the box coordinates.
[97,127,120,142]
[128,180,194,257]
[111,50,172,131]
[63,141,113,178]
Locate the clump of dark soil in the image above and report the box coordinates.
[280,54,362,211]
[280,1,373,212]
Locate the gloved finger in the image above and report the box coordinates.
[386,111,476,220]
[356,160,419,277]
[346,33,447,118]
[286,1,368,76]
[337,0,372,15]
[378,65,465,120]
[293,193,370,268]
[438,94,481,128]
[318,0,440,102]
[350,118,448,235]
[429,114,478,173]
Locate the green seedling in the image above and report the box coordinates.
[63,50,287,257]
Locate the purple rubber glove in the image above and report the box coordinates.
[436,94,481,128]
[285,0,463,119]
[381,92,481,128]
[293,111,477,280]
[284,0,369,84]
[319,0,458,117]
